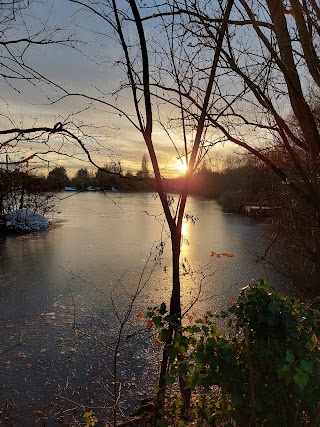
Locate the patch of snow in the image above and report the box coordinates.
[5,208,49,231]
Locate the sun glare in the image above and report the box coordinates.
[175,162,188,174]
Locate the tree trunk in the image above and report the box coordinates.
[169,229,182,318]
[155,226,192,424]
[266,0,320,160]
[314,209,320,295]
[19,187,25,210]
[155,227,181,422]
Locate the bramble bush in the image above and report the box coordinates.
[147,280,320,426]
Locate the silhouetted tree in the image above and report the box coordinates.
[47,167,69,191]
[95,162,122,190]
[72,168,95,189]
[65,0,234,418]
[176,0,320,292]
[137,153,150,179]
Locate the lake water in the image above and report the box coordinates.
[0,192,288,424]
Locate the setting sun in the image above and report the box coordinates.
[175,162,189,174]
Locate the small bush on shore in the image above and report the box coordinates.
[147,280,320,426]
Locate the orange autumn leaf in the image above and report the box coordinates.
[154,339,162,348]
[221,253,235,258]
[146,319,154,329]
[228,295,235,305]
[211,251,221,258]
[136,313,146,319]
[187,315,193,323]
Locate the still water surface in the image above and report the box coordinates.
[0,192,287,424]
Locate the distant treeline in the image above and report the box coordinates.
[166,161,282,213]
[1,159,282,214]
[44,161,280,211]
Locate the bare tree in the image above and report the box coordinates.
[137,153,150,179]
[0,0,86,168]
[152,0,320,293]
[58,0,235,417]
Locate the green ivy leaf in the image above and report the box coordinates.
[152,316,163,328]
[285,352,295,364]
[164,373,175,385]
[293,369,309,390]
[157,420,168,427]
[299,359,313,375]
[159,302,167,315]
[159,328,170,342]
[153,385,160,394]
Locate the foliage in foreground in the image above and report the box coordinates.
[147,280,320,426]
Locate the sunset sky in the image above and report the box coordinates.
[3,0,297,180]
[0,0,233,179]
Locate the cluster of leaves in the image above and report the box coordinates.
[147,280,320,426]
[83,410,112,427]
[83,410,98,426]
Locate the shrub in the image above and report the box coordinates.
[148,280,320,426]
